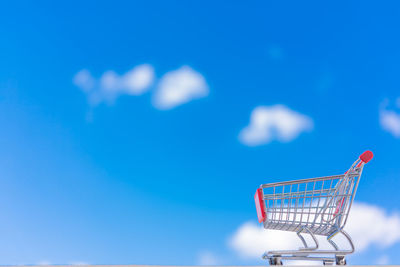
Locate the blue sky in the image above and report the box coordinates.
[1,0,400,265]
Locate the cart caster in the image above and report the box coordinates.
[323,259,334,265]
[336,256,347,265]
[269,256,282,265]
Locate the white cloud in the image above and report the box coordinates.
[153,66,209,110]
[229,221,300,259]
[239,105,313,146]
[346,202,400,250]
[228,202,400,260]
[123,64,155,95]
[380,109,400,138]
[69,262,90,266]
[197,251,220,265]
[37,260,52,266]
[73,69,95,93]
[376,255,390,265]
[73,64,154,106]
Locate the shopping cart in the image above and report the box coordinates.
[254,151,373,265]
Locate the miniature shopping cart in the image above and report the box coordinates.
[254,151,373,265]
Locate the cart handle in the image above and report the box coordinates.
[255,188,266,223]
[359,150,373,163]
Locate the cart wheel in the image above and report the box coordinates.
[336,256,347,265]
[269,257,282,265]
[323,260,334,265]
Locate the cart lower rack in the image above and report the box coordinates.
[254,151,373,265]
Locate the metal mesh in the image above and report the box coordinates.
[261,170,360,236]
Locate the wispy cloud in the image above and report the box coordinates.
[380,99,400,138]
[37,260,52,266]
[228,202,400,259]
[197,251,221,265]
[73,69,95,93]
[376,255,390,265]
[239,105,313,146]
[152,66,209,110]
[73,64,155,106]
[68,262,90,266]
[74,65,209,110]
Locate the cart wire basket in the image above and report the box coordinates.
[254,151,373,265]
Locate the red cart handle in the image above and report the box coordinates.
[359,150,373,163]
[254,188,266,223]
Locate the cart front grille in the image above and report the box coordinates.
[261,172,360,236]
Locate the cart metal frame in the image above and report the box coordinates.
[254,151,373,265]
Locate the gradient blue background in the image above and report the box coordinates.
[1,0,400,265]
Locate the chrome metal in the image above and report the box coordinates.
[297,226,318,251]
[259,155,369,265]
